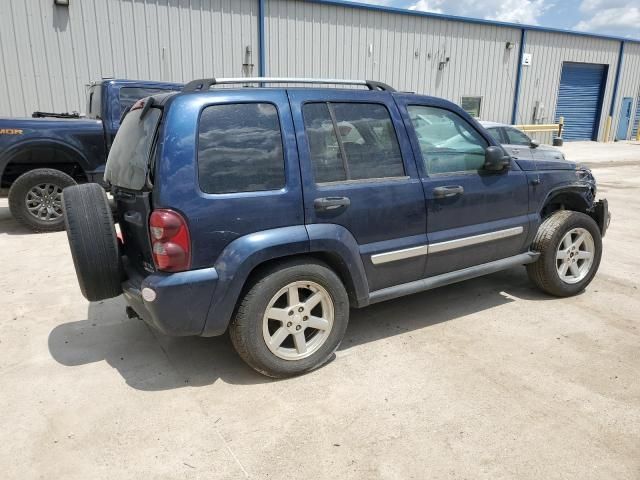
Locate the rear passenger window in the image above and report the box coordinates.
[198,103,285,194]
[302,102,405,183]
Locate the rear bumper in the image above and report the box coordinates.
[122,261,218,336]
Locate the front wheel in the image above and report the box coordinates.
[527,210,603,297]
[230,260,350,378]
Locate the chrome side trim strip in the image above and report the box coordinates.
[371,245,429,265]
[368,251,539,304]
[428,226,524,254]
[370,226,524,265]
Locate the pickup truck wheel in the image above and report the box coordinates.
[62,183,122,302]
[230,261,349,378]
[8,168,77,232]
[527,210,602,297]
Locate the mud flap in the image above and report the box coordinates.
[591,199,610,237]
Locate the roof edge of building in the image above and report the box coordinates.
[302,0,640,44]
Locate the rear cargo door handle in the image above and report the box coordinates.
[314,196,351,212]
[433,185,464,198]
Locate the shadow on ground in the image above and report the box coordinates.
[0,203,34,235]
[48,266,559,391]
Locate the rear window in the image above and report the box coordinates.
[118,87,173,119]
[86,85,102,119]
[197,103,285,194]
[104,106,161,190]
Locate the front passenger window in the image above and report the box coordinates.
[408,106,488,175]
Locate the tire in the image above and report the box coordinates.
[230,260,350,378]
[8,168,77,232]
[527,210,602,297]
[62,183,122,301]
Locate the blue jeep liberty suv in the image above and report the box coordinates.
[62,77,610,378]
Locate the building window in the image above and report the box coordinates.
[460,97,482,118]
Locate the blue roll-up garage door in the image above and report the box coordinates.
[555,62,607,141]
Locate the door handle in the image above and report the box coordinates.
[433,185,464,198]
[314,196,351,212]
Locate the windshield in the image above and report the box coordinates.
[104,105,161,190]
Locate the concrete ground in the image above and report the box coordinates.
[0,142,639,479]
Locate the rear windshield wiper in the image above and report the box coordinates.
[32,111,80,119]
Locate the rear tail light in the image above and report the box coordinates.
[149,209,191,272]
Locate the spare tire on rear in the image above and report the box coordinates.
[62,183,122,301]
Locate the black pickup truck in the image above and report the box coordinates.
[0,79,181,231]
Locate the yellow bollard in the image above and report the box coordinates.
[558,116,564,138]
[603,116,612,142]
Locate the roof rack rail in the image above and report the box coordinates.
[182,77,396,93]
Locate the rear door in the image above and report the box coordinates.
[396,96,531,277]
[288,89,426,291]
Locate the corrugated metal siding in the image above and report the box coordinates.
[555,62,606,141]
[518,30,619,143]
[264,0,520,124]
[0,0,258,117]
[612,42,640,140]
[632,94,640,140]
[1,0,638,144]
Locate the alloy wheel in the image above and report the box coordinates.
[555,227,595,284]
[25,183,64,222]
[262,281,334,360]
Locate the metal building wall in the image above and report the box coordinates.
[0,0,258,118]
[612,43,640,140]
[264,0,521,124]
[518,30,620,143]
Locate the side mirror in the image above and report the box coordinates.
[484,146,511,171]
[530,139,540,149]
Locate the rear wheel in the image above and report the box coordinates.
[527,210,602,297]
[8,168,76,232]
[230,261,349,378]
[62,183,122,301]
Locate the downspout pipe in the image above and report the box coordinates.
[609,41,624,117]
[511,28,527,125]
[604,40,624,141]
[258,0,266,77]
